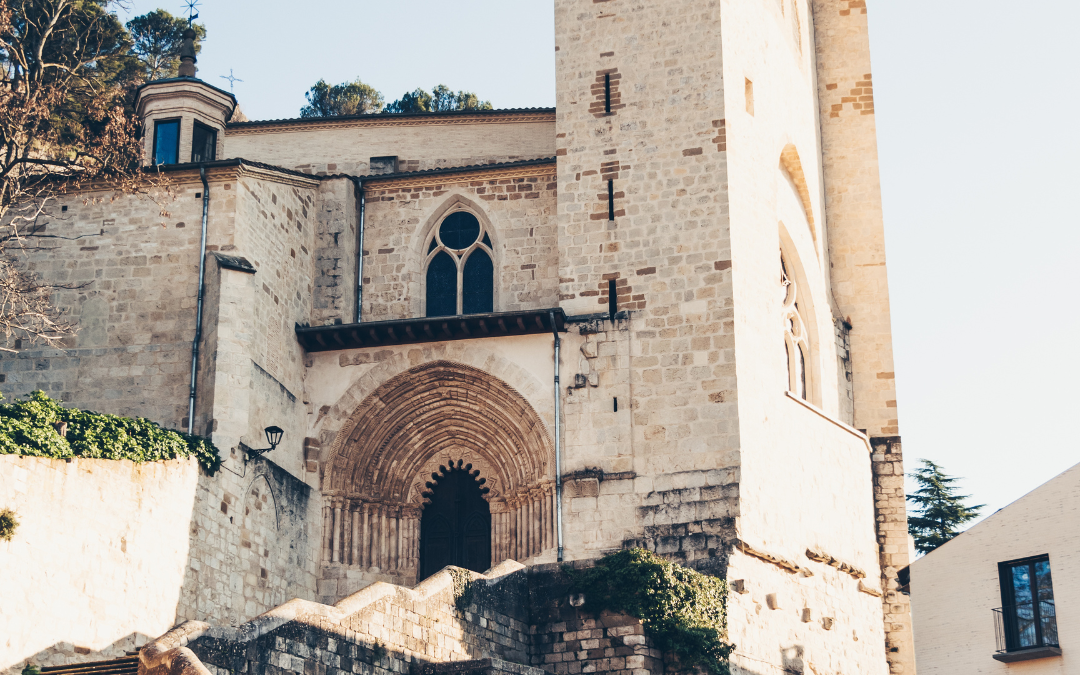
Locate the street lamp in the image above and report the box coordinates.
[244,426,284,459]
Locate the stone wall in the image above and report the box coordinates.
[553,0,740,567]
[222,113,556,177]
[811,1,915,670]
[0,454,319,675]
[358,163,559,322]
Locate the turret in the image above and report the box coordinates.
[134,28,236,166]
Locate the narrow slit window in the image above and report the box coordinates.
[605,73,611,114]
[608,279,617,321]
[608,180,615,220]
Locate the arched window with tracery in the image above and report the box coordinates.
[425,210,494,317]
[782,252,810,400]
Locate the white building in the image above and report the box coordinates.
[910,462,1080,672]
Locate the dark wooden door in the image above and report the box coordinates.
[419,467,491,580]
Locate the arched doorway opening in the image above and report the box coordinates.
[420,463,491,580]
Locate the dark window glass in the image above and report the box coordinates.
[482,232,492,248]
[999,556,1058,651]
[798,345,807,400]
[426,251,457,317]
[153,120,180,165]
[428,237,438,253]
[191,121,216,162]
[462,249,494,315]
[439,212,480,250]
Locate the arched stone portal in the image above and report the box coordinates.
[321,360,556,585]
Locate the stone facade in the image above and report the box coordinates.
[0,1,913,674]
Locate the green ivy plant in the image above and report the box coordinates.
[567,548,735,675]
[0,391,220,473]
[0,508,18,541]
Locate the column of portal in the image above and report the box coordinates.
[332,499,343,563]
[321,504,332,563]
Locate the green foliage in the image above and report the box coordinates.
[0,391,220,473]
[907,458,984,555]
[567,549,734,675]
[125,9,205,81]
[21,664,40,675]
[300,77,384,117]
[385,84,493,114]
[0,507,17,541]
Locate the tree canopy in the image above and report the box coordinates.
[299,79,493,117]
[907,459,984,555]
[300,77,384,117]
[125,9,205,82]
[0,0,170,350]
[385,84,492,114]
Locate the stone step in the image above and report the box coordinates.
[414,658,550,675]
[38,656,139,675]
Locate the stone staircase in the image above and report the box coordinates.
[38,657,139,675]
[416,658,551,675]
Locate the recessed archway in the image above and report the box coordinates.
[320,360,556,584]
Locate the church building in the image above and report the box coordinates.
[0,2,915,675]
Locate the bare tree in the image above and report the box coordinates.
[0,0,167,351]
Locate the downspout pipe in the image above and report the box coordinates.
[354,179,366,322]
[550,310,564,562]
[187,165,211,435]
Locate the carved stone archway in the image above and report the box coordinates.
[320,360,556,584]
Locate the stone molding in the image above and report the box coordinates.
[785,391,871,453]
[362,162,555,191]
[225,111,556,136]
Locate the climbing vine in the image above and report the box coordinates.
[0,508,17,541]
[567,548,735,675]
[0,391,220,473]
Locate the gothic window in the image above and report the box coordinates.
[782,253,810,400]
[424,211,494,317]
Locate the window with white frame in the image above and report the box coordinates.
[424,210,494,317]
[782,252,809,400]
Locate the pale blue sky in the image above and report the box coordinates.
[119,0,1079,523]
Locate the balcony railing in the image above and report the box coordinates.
[993,601,1060,658]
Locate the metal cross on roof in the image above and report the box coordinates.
[183,0,200,25]
[220,69,243,92]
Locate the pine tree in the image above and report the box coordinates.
[907,459,984,555]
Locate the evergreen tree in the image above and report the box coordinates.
[385,84,492,113]
[125,9,205,82]
[300,77,383,117]
[907,459,984,555]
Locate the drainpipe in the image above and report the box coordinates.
[354,180,366,322]
[550,310,564,562]
[187,165,211,435]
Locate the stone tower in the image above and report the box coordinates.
[552,0,914,672]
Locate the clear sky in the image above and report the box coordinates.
[118,0,1079,524]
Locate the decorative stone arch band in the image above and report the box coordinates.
[320,360,556,581]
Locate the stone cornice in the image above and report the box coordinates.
[225,110,556,136]
[362,162,556,191]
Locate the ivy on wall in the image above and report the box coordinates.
[567,548,735,675]
[0,391,220,473]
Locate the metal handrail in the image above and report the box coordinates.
[993,601,1059,653]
